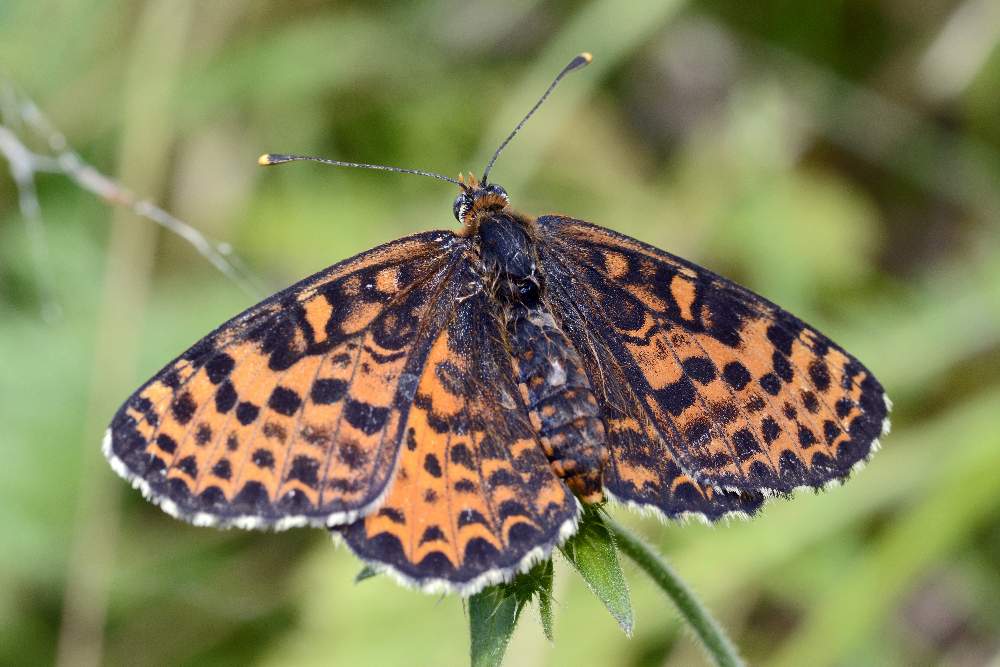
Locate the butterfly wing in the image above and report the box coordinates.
[540,244,764,522]
[544,281,764,520]
[338,289,579,594]
[537,216,890,497]
[105,231,471,529]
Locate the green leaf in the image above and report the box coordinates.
[559,506,634,637]
[469,586,519,667]
[536,559,555,642]
[354,566,378,584]
[468,560,559,666]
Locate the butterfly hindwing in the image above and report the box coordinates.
[338,288,579,593]
[105,231,468,529]
[541,246,764,521]
[538,216,889,496]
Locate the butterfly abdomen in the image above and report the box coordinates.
[477,212,609,503]
[508,306,608,503]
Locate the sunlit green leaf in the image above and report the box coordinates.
[559,506,634,637]
[468,560,560,665]
[469,586,519,667]
[536,560,555,642]
[354,566,378,584]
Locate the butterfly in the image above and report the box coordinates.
[104,53,890,595]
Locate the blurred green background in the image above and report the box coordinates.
[2,1,999,665]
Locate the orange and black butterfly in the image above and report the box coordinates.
[105,54,890,595]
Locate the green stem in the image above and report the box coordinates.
[607,518,745,667]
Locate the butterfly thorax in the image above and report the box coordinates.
[476,207,609,504]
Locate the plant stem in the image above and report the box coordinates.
[607,518,745,667]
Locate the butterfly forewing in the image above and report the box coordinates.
[537,216,889,496]
[105,231,468,529]
[338,289,579,593]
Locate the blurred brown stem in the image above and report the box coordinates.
[54,3,195,667]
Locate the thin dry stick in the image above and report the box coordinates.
[0,86,61,322]
[0,84,265,301]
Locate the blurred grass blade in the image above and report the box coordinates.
[559,506,634,637]
[537,559,555,642]
[768,388,1000,667]
[608,518,744,667]
[469,586,519,667]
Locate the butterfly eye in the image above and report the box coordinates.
[486,184,509,202]
[452,194,468,221]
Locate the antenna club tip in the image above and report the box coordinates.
[258,153,295,165]
[580,52,593,63]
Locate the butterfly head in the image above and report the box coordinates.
[453,173,510,232]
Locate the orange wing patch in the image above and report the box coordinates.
[105,231,467,529]
[339,290,579,593]
[538,216,889,496]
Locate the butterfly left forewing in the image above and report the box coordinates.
[338,289,579,593]
[106,231,468,529]
[537,216,889,496]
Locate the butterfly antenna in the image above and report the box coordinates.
[480,52,592,184]
[258,153,463,187]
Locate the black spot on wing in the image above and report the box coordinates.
[733,428,761,459]
[657,376,697,416]
[377,507,405,524]
[343,399,389,436]
[268,386,302,416]
[449,442,475,469]
[311,378,347,404]
[809,360,831,391]
[287,455,319,488]
[419,526,447,545]
[423,453,442,478]
[177,455,198,478]
[195,423,212,445]
[682,356,717,384]
[215,380,237,413]
[236,401,259,425]
[156,433,177,454]
[252,448,274,469]
[762,417,780,444]
[722,362,751,390]
[205,353,235,384]
[171,392,197,425]
[759,373,781,396]
[766,323,796,356]
[772,350,794,382]
[212,459,232,480]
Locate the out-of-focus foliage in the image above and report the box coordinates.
[1,1,998,665]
